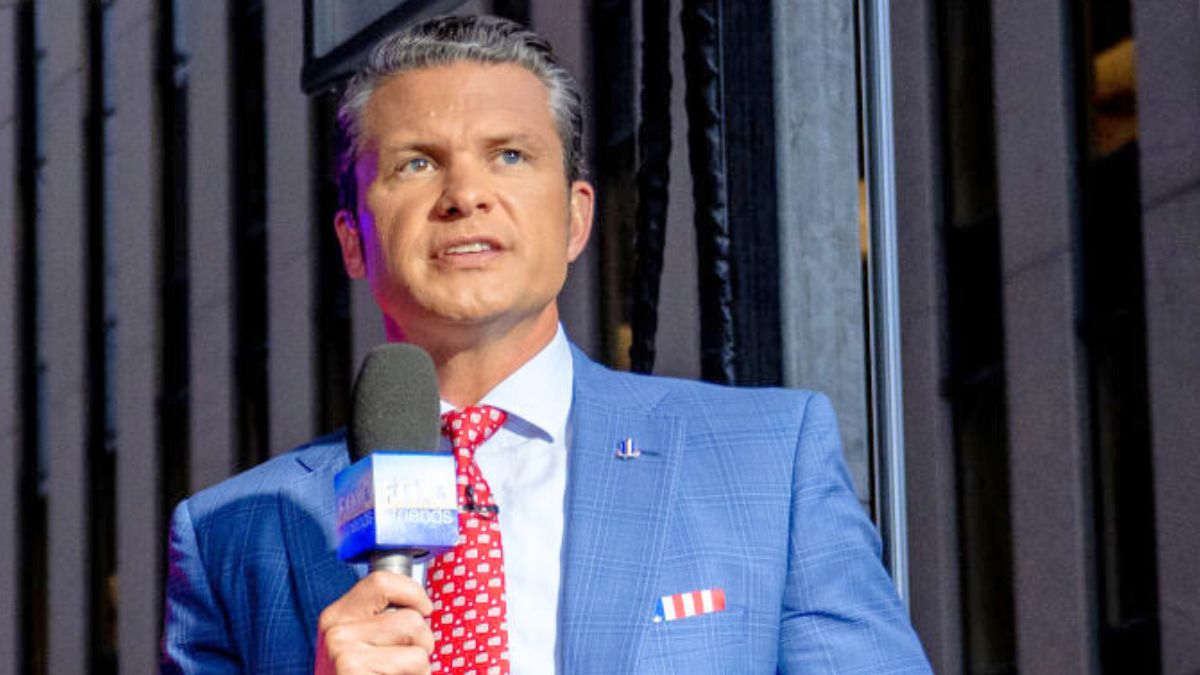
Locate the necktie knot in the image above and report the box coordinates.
[441,405,507,458]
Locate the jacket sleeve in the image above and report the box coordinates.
[160,499,242,674]
[777,392,932,673]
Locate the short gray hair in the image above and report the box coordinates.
[336,15,586,211]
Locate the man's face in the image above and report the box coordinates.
[336,61,593,347]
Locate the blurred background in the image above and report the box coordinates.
[1,0,1197,673]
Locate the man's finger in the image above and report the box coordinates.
[323,609,434,654]
[330,643,433,675]
[319,571,433,629]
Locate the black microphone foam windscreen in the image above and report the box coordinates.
[349,343,441,460]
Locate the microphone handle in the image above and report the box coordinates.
[370,551,414,577]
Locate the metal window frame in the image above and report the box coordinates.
[301,0,470,94]
[858,0,911,606]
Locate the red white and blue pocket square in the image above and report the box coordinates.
[653,588,727,623]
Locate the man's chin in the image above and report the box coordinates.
[395,307,509,338]
[411,302,555,337]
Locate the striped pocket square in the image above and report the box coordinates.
[653,588,726,622]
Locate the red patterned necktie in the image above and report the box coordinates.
[427,405,509,674]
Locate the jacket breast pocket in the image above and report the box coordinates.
[638,607,771,674]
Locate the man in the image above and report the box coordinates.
[162,15,930,674]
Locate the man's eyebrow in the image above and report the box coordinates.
[373,133,549,157]
[482,132,549,150]
[376,141,440,156]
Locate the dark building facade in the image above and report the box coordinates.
[1,1,1197,673]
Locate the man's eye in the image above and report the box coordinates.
[498,149,524,165]
[400,157,431,173]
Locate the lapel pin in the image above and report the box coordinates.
[614,438,641,460]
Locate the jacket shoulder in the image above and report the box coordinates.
[183,429,347,520]
[576,351,824,423]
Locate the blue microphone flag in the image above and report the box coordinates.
[335,451,459,563]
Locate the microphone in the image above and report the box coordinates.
[334,343,457,577]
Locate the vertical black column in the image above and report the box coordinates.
[315,92,352,433]
[231,0,270,467]
[628,0,671,374]
[86,2,118,671]
[589,0,636,368]
[15,2,46,673]
[717,0,780,386]
[1073,1,1159,669]
[935,1,1016,671]
[680,0,735,384]
[681,0,780,385]
[157,0,191,612]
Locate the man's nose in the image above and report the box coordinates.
[435,160,493,219]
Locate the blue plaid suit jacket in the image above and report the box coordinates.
[162,345,930,673]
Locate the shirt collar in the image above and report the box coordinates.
[439,324,573,444]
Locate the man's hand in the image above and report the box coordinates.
[314,571,435,674]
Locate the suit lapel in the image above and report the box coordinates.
[558,349,685,671]
[278,441,361,649]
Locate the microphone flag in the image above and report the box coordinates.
[335,451,459,563]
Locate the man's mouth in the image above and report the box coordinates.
[443,241,495,255]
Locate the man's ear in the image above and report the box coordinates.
[333,209,366,279]
[566,180,595,263]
